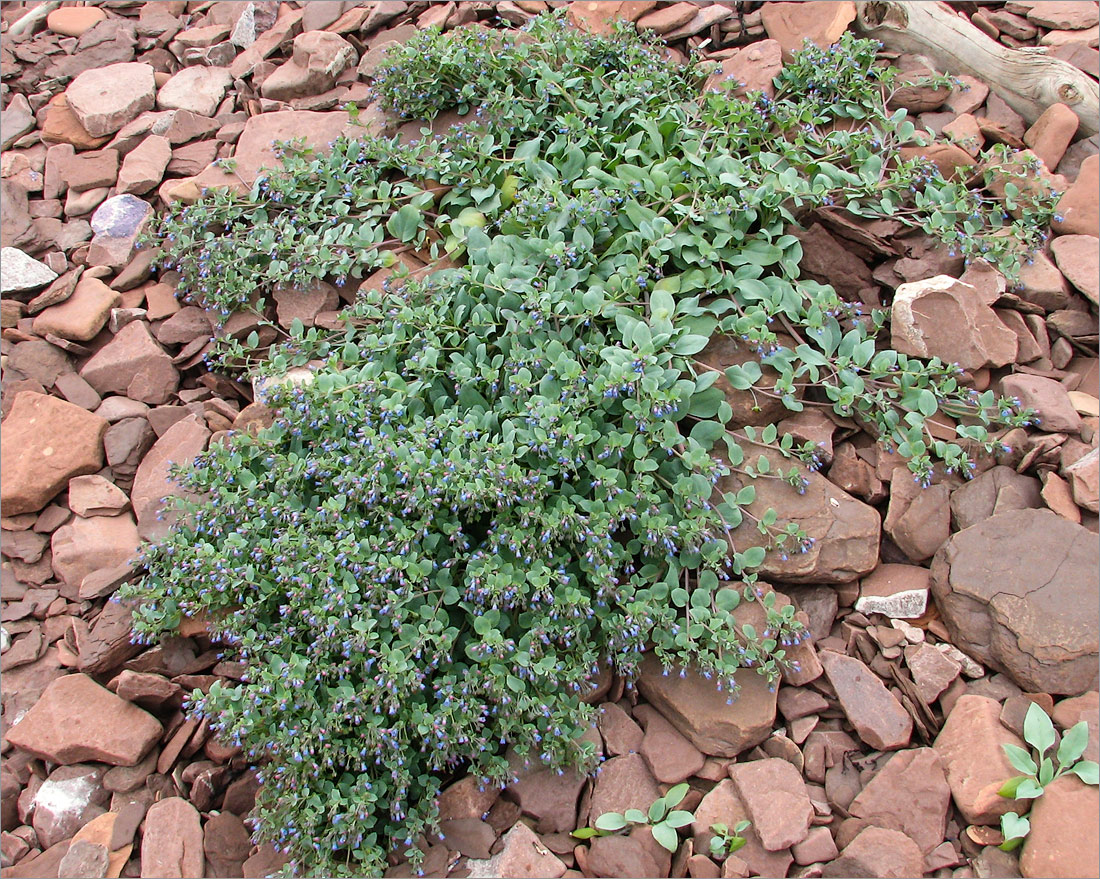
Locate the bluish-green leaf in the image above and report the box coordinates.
[1023,702,1056,756]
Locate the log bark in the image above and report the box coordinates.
[854,1,1099,137]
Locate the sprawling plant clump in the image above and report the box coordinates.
[126,14,1054,877]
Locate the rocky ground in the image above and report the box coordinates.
[0,1,1098,878]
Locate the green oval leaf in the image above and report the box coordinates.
[595,812,628,832]
[651,822,680,853]
[1023,702,1056,756]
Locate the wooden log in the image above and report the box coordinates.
[853,1,1099,137]
[7,1,63,38]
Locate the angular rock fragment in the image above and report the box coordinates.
[6,673,161,766]
[636,653,776,758]
[931,508,1099,694]
[65,63,156,137]
[819,650,912,750]
[0,394,107,516]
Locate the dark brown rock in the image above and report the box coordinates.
[76,598,143,675]
[506,759,587,834]
[203,810,252,879]
[437,818,496,861]
[883,472,950,562]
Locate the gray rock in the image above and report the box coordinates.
[58,840,109,879]
[87,194,153,269]
[1,248,58,295]
[32,764,109,849]
[1,95,36,151]
[156,66,233,118]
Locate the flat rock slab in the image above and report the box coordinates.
[848,747,951,853]
[934,694,1025,825]
[716,443,880,584]
[891,274,1018,370]
[760,0,856,61]
[0,392,107,516]
[819,650,912,750]
[65,62,156,137]
[636,652,777,758]
[931,508,1099,695]
[729,758,813,851]
[130,413,211,542]
[6,673,161,766]
[172,109,373,198]
[141,797,205,879]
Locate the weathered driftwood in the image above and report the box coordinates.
[7,1,63,38]
[854,0,1100,138]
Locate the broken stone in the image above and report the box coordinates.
[6,673,161,766]
[80,320,179,405]
[1,248,57,296]
[855,564,930,619]
[891,275,1018,370]
[87,194,153,270]
[50,513,140,596]
[819,650,912,750]
[932,508,1098,694]
[31,276,119,342]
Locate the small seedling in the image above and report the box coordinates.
[997,702,1098,850]
[573,783,696,852]
[709,820,751,860]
